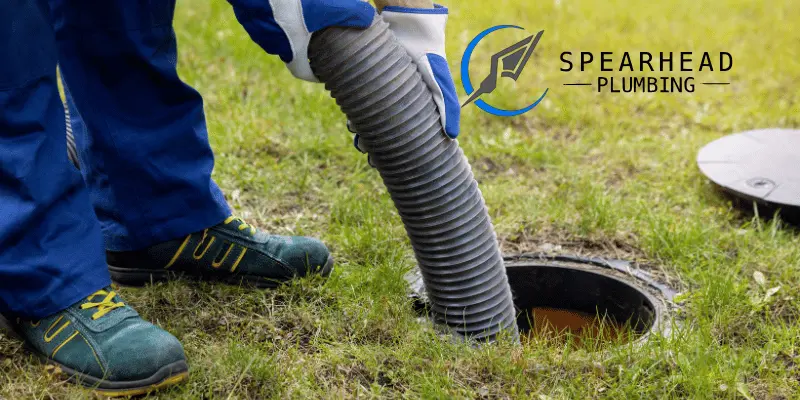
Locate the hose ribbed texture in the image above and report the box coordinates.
[310,16,519,342]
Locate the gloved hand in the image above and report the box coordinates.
[383,4,459,138]
[352,4,460,155]
[229,0,376,82]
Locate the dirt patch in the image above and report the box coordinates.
[471,156,541,180]
[500,228,646,260]
[499,228,682,290]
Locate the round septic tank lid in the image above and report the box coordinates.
[698,129,800,216]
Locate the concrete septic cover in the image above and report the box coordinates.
[698,129,800,210]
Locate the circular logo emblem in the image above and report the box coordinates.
[461,25,548,117]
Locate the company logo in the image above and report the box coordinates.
[461,25,548,117]
[560,51,733,92]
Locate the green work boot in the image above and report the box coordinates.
[13,287,188,397]
[107,216,334,288]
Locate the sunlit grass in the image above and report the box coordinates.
[2,0,800,398]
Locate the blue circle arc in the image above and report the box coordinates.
[461,25,548,117]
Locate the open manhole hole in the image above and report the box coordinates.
[406,254,675,347]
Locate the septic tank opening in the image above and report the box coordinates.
[407,254,672,347]
[506,258,659,346]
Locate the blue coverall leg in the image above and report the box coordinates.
[50,0,231,252]
[0,0,110,319]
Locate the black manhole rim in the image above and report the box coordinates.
[407,253,676,346]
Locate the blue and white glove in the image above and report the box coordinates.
[229,0,376,82]
[383,4,459,138]
[353,4,460,154]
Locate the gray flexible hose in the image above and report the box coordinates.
[309,16,519,342]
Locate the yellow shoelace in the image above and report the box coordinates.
[224,216,256,235]
[80,290,125,320]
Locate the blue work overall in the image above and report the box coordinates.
[1,0,231,318]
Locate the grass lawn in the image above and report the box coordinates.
[2,0,800,398]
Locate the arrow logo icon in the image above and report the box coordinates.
[462,30,544,108]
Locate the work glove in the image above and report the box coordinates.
[229,0,376,82]
[353,4,460,155]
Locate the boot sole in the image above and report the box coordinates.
[42,358,189,397]
[108,254,335,289]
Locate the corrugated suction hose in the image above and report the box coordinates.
[309,16,519,342]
